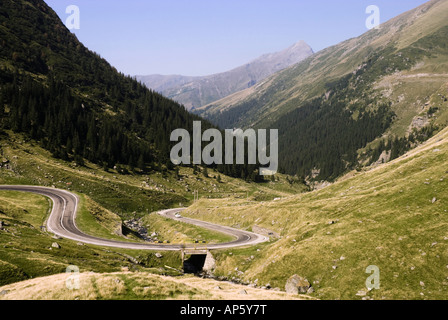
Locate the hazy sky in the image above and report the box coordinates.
[44,0,429,77]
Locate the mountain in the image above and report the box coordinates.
[0,0,277,187]
[136,41,314,110]
[195,0,448,181]
[0,0,214,172]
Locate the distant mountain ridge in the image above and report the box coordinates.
[136,41,314,110]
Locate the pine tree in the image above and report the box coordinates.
[137,154,145,172]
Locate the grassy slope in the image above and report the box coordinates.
[0,131,305,218]
[183,125,448,300]
[0,189,186,287]
[0,189,311,300]
[0,131,305,287]
[142,214,235,245]
[1,123,447,300]
[0,272,313,300]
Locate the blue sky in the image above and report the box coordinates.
[44,0,429,77]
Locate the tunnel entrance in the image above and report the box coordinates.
[183,254,207,274]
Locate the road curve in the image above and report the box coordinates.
[0,185,268,251]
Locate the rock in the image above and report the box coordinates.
[0,290,9,296]
[356,290,367,297]
[420,281,425,287]
[51,242,61,249]
[214,286,222,291]
[155,253,163,258]
[0,221,3,230]
[432,197,437,204]
[307,287,315,294]
[285,275,312,294]
[238,289,247,295]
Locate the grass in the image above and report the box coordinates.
[0,131,306,291]
[2,124,448,300]
[0,131,305,219]
[0,190,50,227]
[142,214,235,244]
[4,112,448,299]
[0,188,184,287]
[0,271,312,300]
[182,126,448,300]
[75,193,127,242]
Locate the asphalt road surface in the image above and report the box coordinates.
[0,185,268,251]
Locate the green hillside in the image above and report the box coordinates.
[0,0,216,171]
[195,0,448,181]
[183,124,448,300]
[0,130,305,287]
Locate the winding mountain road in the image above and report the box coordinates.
[0,185,268,251]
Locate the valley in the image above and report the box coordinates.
[1,0,448,303]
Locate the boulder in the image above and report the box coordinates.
[285,275,312,294]
[51,242,61,249]
[356,290,367,297]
